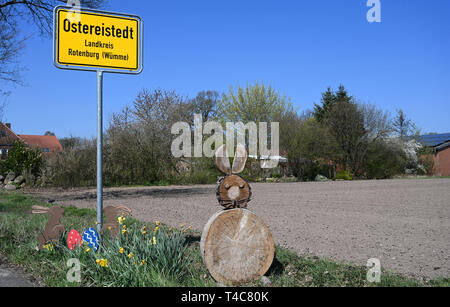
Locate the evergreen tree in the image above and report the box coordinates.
[313,87,335,122]
[313,84,353,122]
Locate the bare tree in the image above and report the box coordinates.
[0,0,104,91]
[392,108,418,141]
[189,90,219,122]
[104,88,192,184]
[0,1,104,34]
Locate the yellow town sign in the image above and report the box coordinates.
[54,6,142,73]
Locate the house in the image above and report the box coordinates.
[0,122,63,158]
[248,153,289,177]
[419,133,450,176]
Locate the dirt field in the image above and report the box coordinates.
[25,178,450,280]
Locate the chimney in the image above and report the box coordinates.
[5,123,11,129]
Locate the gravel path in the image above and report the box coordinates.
[26,178,450,280]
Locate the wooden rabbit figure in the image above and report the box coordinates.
[215,143,252,209]
[201,143,274,285]
[32,205,65,250]
[101,205,132,237]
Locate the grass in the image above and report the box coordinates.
[0,192,448,287]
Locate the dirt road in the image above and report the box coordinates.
[25,178,450,280]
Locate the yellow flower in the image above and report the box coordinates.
[118,216,125,225]
[122,224,127,230]
[152,236,156,245]
[119,247,124,254]
[122,229,127,235]
[96,259,108,267]
[154,226,159,232]
[142,231,147,235]
[140,259,146,265]
[142,225,147,231]
[85,248,91,253]
[155,221,160,226]
[180,223,185,228]
[43,243,54,251]
[128,252,134,258]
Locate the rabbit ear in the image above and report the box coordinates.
[32,205,50,214]
[215,144,231,174]
[232,143,247,174]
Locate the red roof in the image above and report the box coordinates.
[18,135,63,152]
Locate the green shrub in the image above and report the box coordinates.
[334,170,353,180]
[270,172,282,179]
[0,140,42,176]
[45,143,96,187]
[364,141,407,179]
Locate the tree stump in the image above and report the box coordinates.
[200,208,274,285]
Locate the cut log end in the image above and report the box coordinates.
[200,209,274,285]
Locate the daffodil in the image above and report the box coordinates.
[122,229,127,235]
[96,258,108,267]
[155,221,160,226]
[85,248,91,253]
[152,236,156,245]
[119,247,124,254]
[128,252,134,259]
[43,243,54,251]
[118,216,125,225]
[142,230,147,235]
[154,226,159,232]
[140,259,146,265]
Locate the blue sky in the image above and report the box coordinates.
[3,0,449,138]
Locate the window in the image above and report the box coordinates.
[42,148,51,153]
[0,131,5,137]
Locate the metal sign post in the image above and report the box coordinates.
[53,6,143,233]
[96,70,103,232]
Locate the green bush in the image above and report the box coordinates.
[45,142,96,187]
[270,172,282,179]
[0,140,42,176]
[334,170,353,181]
[364,141,407,179]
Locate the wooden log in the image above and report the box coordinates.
[200,208,274,285]
[216,175,251,209]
